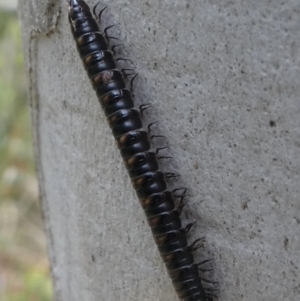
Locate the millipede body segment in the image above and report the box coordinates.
[67,1,213,300]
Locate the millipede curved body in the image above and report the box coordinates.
[67,1,212,300]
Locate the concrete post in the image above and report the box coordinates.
[19,1,300,300]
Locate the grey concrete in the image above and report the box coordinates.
[19,0,300,300]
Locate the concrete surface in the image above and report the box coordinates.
[19,0,300,300]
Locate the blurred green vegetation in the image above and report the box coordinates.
[0,9,53,301]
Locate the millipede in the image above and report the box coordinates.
[67,0,216,300]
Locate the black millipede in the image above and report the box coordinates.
[67,1,215,300]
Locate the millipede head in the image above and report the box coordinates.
[68,0,90,16]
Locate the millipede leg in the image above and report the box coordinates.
[199,268,214,273]
[121,68,135,78]
[156,147,172,160]
[173,188,189,199]
[158,155,172,160]
[184,222,196,234]
[107,36,119,41]
[172,187,190,198]
[177,198,186,214]
[147,121,159,134]
[206,294,218,300]
[116,58,134,65]
[92,5,107,23]
[188,237,205,252]
[178,190,190,214]
[92,2,101,20]
[104,25,115,36]
[104,25,119,41]
[111,44,125,55]
[172,187,187,195]
[197,259,214,266]
[139,103,152,116]
[130,73,138,93]
[164,172,180,179]
[148,121,167,140]
[98,6,107,21]
[155,147,168,154]
[150,135,166,140]
[200,278,218,285]
[205,288,219,293]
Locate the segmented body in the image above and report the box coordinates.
[67,1,212,300]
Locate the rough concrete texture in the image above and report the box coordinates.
[19,0,300,300]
